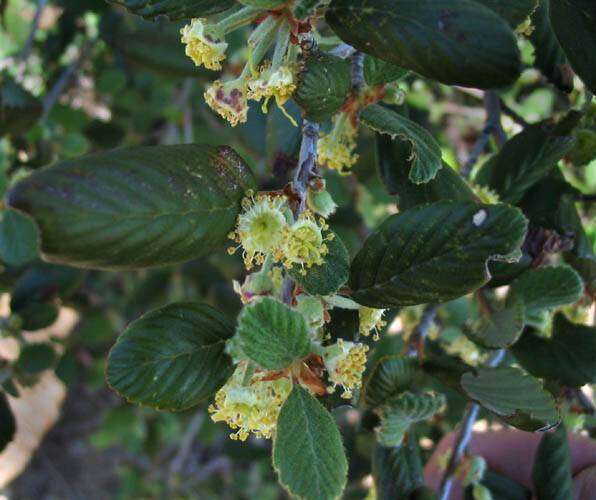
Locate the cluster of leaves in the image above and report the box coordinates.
[0,0,595,499]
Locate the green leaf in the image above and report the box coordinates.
[507,265,583,315]
[376,391,445,447]
[107,302,234,411]
[0,73,42,137]
[0,393,15,453]
[475,123,576,204]
[350,202,528,308]
[326,0,521,89]
[236,297,310,370]
[372,439,424,500]
[106,0,234,19]
[363,356,418,408]
[376,132,475,206]
[0,209,40,267]
[273,386,348,500]
[467,297,525,349]
[239,0,285,6]
[18,302,59,331]
[549,0,596,93]
[289,233,349,296]
[474,0,537,28]
[361,104,442,184]
[532,424,573,500]
[529,1,574,93]
[293,51,351,123]
[15,343,56,374]
[7,144,254,270]
[364,56,409,86]
[511,313,596,387]
[461,366,560,431]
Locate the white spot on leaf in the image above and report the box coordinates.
[473,209,487,227]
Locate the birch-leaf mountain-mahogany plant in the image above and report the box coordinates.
[1,0,595,498]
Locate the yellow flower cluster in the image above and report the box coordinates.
[248,64,296,113]
[209,365,293,441]
[323,339,369,399]
[229,192,332,273]
[359,307,387,341]
[317,113,359,175]
[470,183,500,204]
[180,19,228,71]
[204,79,249,127]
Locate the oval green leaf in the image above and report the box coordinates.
[236,297,310,370]
[7,144,254,270]
[107,302,234,410]
[467,297,525,349]
[326,0,521,89]
[461,366,560,431]
[273,386,348,500]
[349,202,528,308]
[363,355,418,408]
[532,424,574,500]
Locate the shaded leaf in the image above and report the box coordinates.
[475,123,576,204]
[376,132,475,206]
[529,1,574,93]
[507,265,583,315]
[361,104,442,184]
[107,0,234,20]
[372,438,424,500]
[273,386,348,500]
[289,232,349,296]
[7,145,254,270]
[549,0,596,93]
[475,0,537,28]
[107,302,234,410]
[0,393,15,453]
[461,366,559,431]
[350,202,527,308]
[236,297,310,370]
[376,391,445,447]
[293,51,351,123]
[0,209,40,267]
[0,74,42,137]
[15,343,56,374]
[511,313,596,387]
[467,297,525,349]
[326,0,521,88]
[532,424,573,500]
[363,355,418,408]
[364,56,409,87]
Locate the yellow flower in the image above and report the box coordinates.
[444,336,483,366]
[283,212,333,275]
[470,183,500,204]
[323,339,369,399]
[228,192,290,269]
[317,113,359,175]
[209,365,293,441]
[359,307,387,341]
[204,79,249,127]
[248,63,296,117]
[180,19,228,71]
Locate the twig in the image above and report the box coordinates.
[18,0,46,61]
[293,119,320,214]
[460,91,506,178]
[168,411,204,483]
[404,304,439,357]
[350,51,365,91]
[42,43,92,120]
[498,98,529,128]
[438,348,505,500]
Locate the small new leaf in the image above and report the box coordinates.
[236,297,310,370]
[363,356,418,409]
[532,424,574,500]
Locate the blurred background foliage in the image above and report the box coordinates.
[0,0,594,498]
